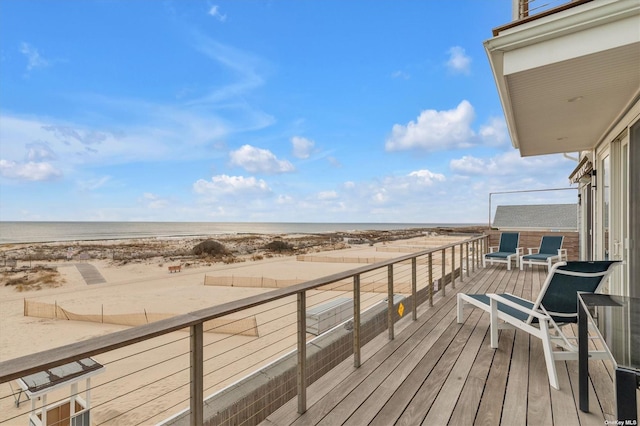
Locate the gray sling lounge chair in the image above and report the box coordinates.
[483,232,521,270]
[457,260,620,390]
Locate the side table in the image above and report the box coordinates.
[578,293,639,422]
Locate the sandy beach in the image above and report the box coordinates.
[0,227,483,425]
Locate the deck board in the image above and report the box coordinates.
[367,310,476,425]
[393,310,483,425]
[262,265,617,426]
[527,334,554,425]
[500,330,528,426]
[446,329,495,425]
[474,328,516,425]
[421,312,490,425]
[345,314,462,425]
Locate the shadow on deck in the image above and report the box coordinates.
[263,265,617,425]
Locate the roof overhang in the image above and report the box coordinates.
[484,0,640,157]
[17,357,105,398]
[568,156,594,183]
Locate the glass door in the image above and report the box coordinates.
[611,133,629,295]
[596,149,610,261]
[598,131,630,295]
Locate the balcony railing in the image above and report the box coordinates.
[515,0,592,19]
[496,0,593,35]
[0,234,488,426]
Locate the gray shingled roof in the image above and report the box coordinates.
[492,204,577,230]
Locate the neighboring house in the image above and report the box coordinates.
[492,204,578,231]
[484,0,639,297]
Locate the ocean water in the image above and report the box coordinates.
[0,222,478,244]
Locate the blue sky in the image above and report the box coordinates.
[0,1,579,223]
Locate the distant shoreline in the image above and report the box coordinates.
[0,221,484,245]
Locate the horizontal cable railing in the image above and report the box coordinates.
[494,0,592,36]
[517,0,577,19]
[0,234,487,426]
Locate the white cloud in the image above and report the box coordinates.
[291,136,314,159]
[140,192,169,209]
[372,188,388,204]
[479,117,509,147]
[229,144,295,174]
[277,194,294,204]
[450,151,573,178]
[193,174,271,198]
[333,168,448,210]
[0,160,62,181]
[193,38,265,105]
[42,125,108,146]
[408,169,446,185]
[0,109,229,170]
[208,5,227,22]
[327,156,341,168]
[0,35,275,187]
[20,42,49,72]
[26,142,57,161]
[450,155,491,175]
[391,70,410,80]
[77,176,111,191]
[446,46,471,74]
[317,190,338,200]
[385,100,475,152]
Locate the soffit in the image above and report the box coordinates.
[506,42,640,156]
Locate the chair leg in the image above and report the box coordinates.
[540,320,560,390]
[456,294,465,324]
[490,298,499,349]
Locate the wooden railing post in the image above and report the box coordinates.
[190,323,203,426]
[472,240,476,270]
[482,236,487,265]
[353,275,361,368]
[441,249,446,296]
[465,242,470,277]
[428,252,433,307]
[459,242,464,282]
[411,258,417,321]
[297,292,307,413]
[519,0,529,19]
[387,265,394,340]
[451,245,456,288]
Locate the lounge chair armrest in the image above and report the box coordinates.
[487,293,550,321]
[489,246,498,253]
[558,248,567,261]
[527,248,539,255]
[516,247,523,255]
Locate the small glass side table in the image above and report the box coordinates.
[578,293,640,422]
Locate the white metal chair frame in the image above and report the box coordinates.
[483,233,522,271]
[520,248,567,269]
[520,236,567,270]
[457,261,618,390]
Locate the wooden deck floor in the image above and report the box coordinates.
[263,265,618,426]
